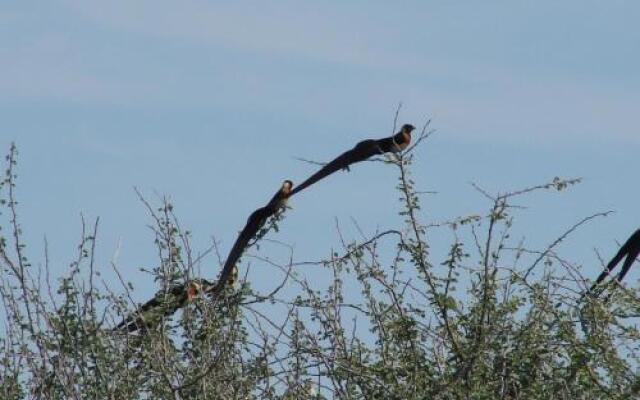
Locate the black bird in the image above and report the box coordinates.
[589,228,640,295]
[116,181,292,332]
[208,180,293,298]
[115,278,212,333]
[290,124,416,196]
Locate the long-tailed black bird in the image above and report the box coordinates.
[208,180,293,298]
[290,124,416,196]
[115,278,212,333]
[589,228,640,296]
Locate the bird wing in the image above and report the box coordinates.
[290,140,379,196]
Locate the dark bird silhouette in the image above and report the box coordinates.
[290,124,416,196]
[115,181,291,332]
[115,278,213,333]
[589,228,640,296]
[207,180,293,298]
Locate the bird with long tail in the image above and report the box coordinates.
[207,180,293,298]
[588,228,640,297]
[115,278,213,333]
[290,124,415,197]
[114,181,291,332]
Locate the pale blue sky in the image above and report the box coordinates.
[1,1,639,302]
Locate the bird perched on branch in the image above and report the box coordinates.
[588,228,640,296]
[207,180,293,298]
[290,124,415,196]
[115,264,241,333]
[115,278,212,333]
[115,180,292,332]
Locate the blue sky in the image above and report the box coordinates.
[1,1,639,303]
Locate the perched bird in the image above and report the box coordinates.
[208,180,293,298]
[115,181,292,332]
[290,124,415,196]
[588,228,640,296]
[115,278,212,333]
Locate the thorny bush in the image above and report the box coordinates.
[0,140,638,399]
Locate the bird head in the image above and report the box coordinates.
[402,124,416,134]
[281,180,294,196]
[186,281,202,301]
